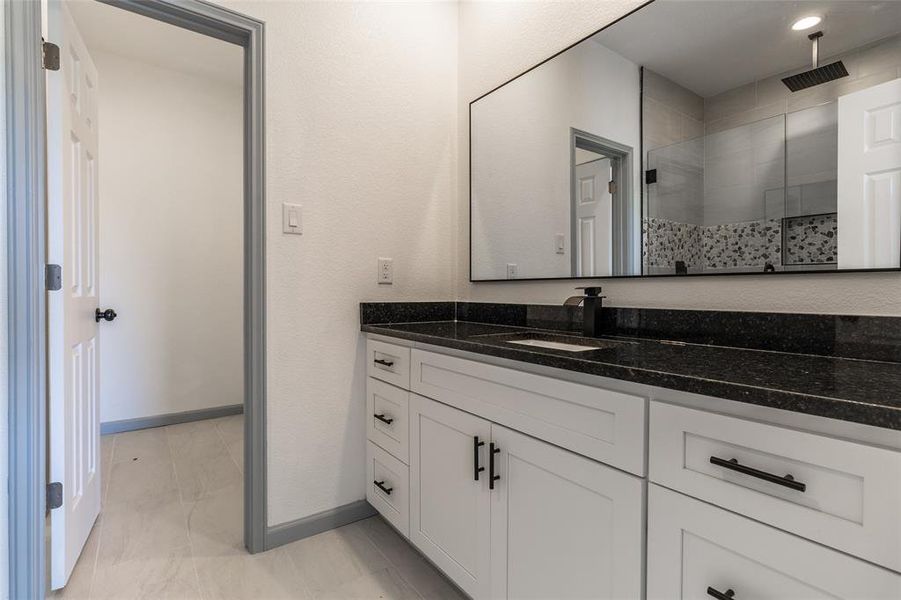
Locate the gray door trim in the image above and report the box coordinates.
[5,0,49,597]
[570,129,636,277]
[5,1,267,597]
[99,0,269,557]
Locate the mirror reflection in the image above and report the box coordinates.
[470,0,901,280]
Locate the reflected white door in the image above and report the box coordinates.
[837,78,901,269]
[46,0,102,589]
[575,158,613,276]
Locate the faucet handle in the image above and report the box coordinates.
[575,286,603,297]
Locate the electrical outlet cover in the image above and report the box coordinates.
[378,257,393,284]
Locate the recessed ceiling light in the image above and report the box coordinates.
[792,16,822,31]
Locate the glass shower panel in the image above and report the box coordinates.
[644,137,704,275]
[703,114,785,273]
[782,102,838,268]
[644,114,785,275]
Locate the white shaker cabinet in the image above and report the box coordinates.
[410,392,644,600]
[489,424,644,600]
[647,485,901,600]
[409,393,492,599]
[366,338,901,600]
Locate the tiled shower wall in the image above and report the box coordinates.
[642,33,900,273]
[644,214,838,273]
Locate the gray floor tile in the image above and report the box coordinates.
[282,521,390,595]
[52,416,463,600]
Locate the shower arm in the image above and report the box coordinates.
[810,31,823,69]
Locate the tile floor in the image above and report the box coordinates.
[52,415,465,599]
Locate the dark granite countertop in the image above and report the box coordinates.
[362,320,901,431]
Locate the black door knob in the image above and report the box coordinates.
[95,308,117,323]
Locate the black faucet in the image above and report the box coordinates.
[563,286,607,337]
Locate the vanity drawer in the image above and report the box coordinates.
[366,377,409,464]
[647,485,901,600]
[366,441,409,538]
[411,348,646,475]
[367,339,411,389]
[649,401,901,571]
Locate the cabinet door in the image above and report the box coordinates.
[410,394,491,599]
[647,485,901,600]
[489,424,645,600]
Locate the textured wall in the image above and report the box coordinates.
[94,50,244,424]
[214,0,457,526]
[457,0,901,316]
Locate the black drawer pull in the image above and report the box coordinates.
[373,480,393,495]
[373,358,395,368]
[489,443,501,490]
[374,413,394,425]
[473,436,485,481]
[707,587,735,600]
[710,456,806,492]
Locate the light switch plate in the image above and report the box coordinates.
[282,203,303,235]
[555,233,565,254]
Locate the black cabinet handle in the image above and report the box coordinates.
[95,308,117,323]
[706,587,735,600]
[373,358,395,368]
[473,436,485,481]
[710,456,806,492]
[489,442,501,490]
[373,480,393,495]
[373,413,394,425]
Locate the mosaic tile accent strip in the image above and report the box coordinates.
[782,213,838,265]
[644,218,784,271]
[643,217,703,269]
[703,219,781,269]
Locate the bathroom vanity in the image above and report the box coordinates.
[360,303,901,600]
[359,0,901,596]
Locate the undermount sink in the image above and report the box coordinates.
[506,338,599,352]
[477,332,633,352]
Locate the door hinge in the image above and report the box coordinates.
[645,169,658,185]
[42,40,60,71]
[47,482,63,510]
[46,264,62,291]
[608,180,616,194]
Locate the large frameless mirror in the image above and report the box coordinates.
[470,0,901,281]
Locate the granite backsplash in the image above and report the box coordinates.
[360,301,901,364]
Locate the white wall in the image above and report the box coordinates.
[457,0,901,316]
[94,50,244,424]
[212,0,457,527]
[471,39,640,280]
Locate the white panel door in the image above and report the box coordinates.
[46,0,102,589]
[409,394,491,599]
[647,485,901,600]
[575,158,613,277]
[489,424,644,600]
[837,78,901,269]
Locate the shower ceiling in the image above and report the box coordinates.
[596,0,901,97]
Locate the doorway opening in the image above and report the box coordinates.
[4,0,265,597]
[44,1,251,593]
[570,129,635,277]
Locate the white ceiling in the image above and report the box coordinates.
[596,0,901,98]
[68,0,243,87]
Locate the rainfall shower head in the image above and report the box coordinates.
[781,31,849,92]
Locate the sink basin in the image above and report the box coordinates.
[506,338,599,352]
[472,330,635,352]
